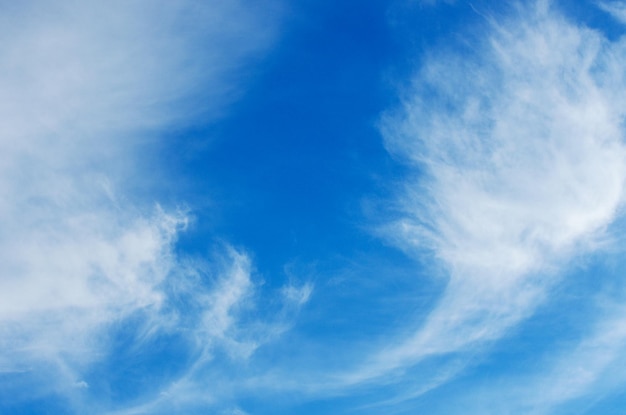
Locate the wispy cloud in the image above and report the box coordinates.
[526,306,626,412]
[436,289,626,415]
[0,0,292,412]
[599,0,626,24]
[350,0,626,391]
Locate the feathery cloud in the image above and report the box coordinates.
[0,0,284,412]
[354,0,626,388]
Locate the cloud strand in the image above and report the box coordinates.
[355,0,626,387]
[0,1,294,413]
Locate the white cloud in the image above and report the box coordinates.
[357,0,626,387]
[0,0,285,410]
[599,1,626,24]
[440,293,626,415]
[527,307,626,411]
[282,281,314,307]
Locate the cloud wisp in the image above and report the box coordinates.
[0,1,300,413]
[599,0,626,24]
[349,0,626,390]
[434,285,626,415]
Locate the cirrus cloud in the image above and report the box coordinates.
[349,0,626,391]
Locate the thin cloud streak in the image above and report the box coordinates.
[528,308,626,412]
[350,0,626,387]
[445,292,626,415]
[599,0,626,24]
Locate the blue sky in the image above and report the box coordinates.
[3,0,626,414]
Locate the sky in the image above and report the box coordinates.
[3,0,626,414]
